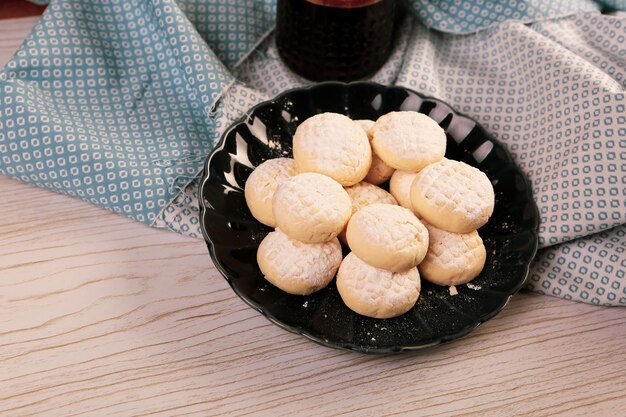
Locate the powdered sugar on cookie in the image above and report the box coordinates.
[293,113,371,186]
[411,158,494,233]
[244,110,495,317]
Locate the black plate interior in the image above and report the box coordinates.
[199,82,539,353]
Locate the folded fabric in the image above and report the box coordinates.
[157,11,626,306]
[1,0,273,224]
[407,0,626,33]
[2,1,625,306]
[28,0,625,33]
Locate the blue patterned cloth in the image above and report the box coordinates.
[410,0,605,33]
[2,0,273,224]
[4,1,626,305]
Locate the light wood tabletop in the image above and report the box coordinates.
[1,17,626,417]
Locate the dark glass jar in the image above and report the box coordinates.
[276,0,397,82]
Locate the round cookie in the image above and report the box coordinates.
[257,229,342,295]
[355,119,395,185]
[419,222,486,286]
[345,182,398,212]
[410,159,495,233]
[365,155,396,186]
[337,252,421,319]
[346,203,429,272]
[389,170,419,210]
[293,113,371,186]
[371,111,446,172]
[273,172,352,243]
[339,182,398,246]
[244,158,297,227]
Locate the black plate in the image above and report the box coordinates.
[199,82,539,354]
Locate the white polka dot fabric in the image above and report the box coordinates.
[408,0,600,34]
[0,0,239,224]
[3,2,626,305]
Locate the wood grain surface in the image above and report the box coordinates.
[1,17,626,417]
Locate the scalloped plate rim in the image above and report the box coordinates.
[199,81,539,354]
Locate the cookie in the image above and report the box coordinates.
[337,252,421,319]
[371,111,446,172]
[273,172,352,243]
[339,182,398,246]
[244,157,297,227]
[354,119,375,134]
[418,222,486,286]
[389,170,419,210]
[410,159,495,233]
[293,113,372,186]
[355,119,395,185]
[257,229,342,295]
[346,203,429,272]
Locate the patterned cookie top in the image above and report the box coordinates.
[411,159,494,233]
[349,204,427,253]
[346,203,429,272]
[244,158,297,226]
[273,172,352,243]
[293,113,371,186]
[257,229,342,295]
[337,252,421,319]
[345,182,397,215]
[371,111,446,172]
[424,223,485,271]
[419,222,487,286]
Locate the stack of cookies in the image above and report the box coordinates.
[244,111,495,319]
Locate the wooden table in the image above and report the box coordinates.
[1,17,625,417]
